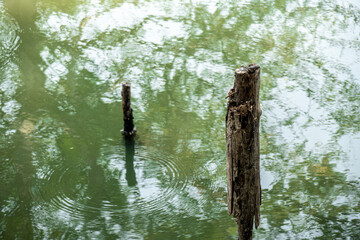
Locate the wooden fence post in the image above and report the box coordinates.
[226,64,262,240]
[121,82,136,137]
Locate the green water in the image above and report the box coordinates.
[1,0,360,239]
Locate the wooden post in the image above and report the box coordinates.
[226,64,262,240]
[121,82,136,137]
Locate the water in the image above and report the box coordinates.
[0,0,359,239]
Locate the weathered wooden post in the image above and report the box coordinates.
[121,81,136,137]
[226,64,262,240]
[121,81,137,186]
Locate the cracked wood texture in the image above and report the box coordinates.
[226,64,261,240]
[121,82,136,137]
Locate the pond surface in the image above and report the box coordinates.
[1,0,360,239]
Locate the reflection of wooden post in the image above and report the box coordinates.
[125,138,137,186]
[121,82,136,137]
[226,64,261,240]
[122,82,137,185]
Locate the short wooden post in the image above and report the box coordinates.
[121,82,136,136]
[226,64,262,240]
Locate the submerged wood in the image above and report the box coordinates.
[226,64,262,240]
[121,81,136,137]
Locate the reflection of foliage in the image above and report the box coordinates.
[257,168,360,239]
[0,0,360,239]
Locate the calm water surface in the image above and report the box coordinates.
[1,0,360,239]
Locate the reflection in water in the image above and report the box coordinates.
[0,9,20,71]
[0,0,360,239]
[2,132,34,239]
[125,138,137,186]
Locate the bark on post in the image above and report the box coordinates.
[226,64,262,240]
[121,81,136,137]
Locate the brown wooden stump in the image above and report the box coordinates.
[226,64,262,240]
[121,82,136,137]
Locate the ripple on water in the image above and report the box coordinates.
[0,8,20,70]
[32,144,191,221]
[132,151,189,216]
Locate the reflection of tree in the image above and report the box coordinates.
[1,0,360,238]
[1,0,39,238]
[2,0,132,238]
[258,159,360,239]
[1,132,34,239]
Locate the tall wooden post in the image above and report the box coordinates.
[121,81,136,137]
[226,64,261,240]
